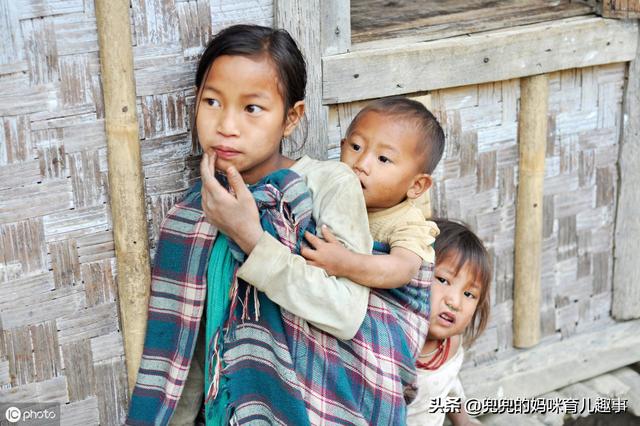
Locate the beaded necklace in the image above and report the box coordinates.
[416,337,451,370]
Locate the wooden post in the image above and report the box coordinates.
[613,25,640,320]
[95,0,151,392]
[276,0,328,159]
[513,74,549,348]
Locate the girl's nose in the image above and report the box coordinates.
[217,110,240,136]
[445,291,461,312]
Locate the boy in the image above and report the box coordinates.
[302,96,444,289]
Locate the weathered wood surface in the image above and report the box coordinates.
[275,0,328,159]
[613,26,640,319]
[461,319,640,399]
[351,0,593,47]
[599,0,640,18]
[513,75,549,348]
[323,17,638,104]
[321,0,350,55]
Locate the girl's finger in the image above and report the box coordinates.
[226,166,249,199]
[300,245,315,260]
[320,225,338,243]
[304,231,321,248]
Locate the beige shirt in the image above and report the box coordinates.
[368,199,439,263]
[407,338,466,426]
[237,156,373,340]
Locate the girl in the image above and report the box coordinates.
[127,25,431,426]
[407,219,491,426]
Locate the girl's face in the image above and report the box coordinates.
[428,253,482,341]
[196,54,302,184]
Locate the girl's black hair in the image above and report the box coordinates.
[433,218,492,346]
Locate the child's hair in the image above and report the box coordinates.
[193,24,307,149]
[345,96,445,174]
[433,219,491,346]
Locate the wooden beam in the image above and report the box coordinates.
[275,0,328,159]
[461,319,640,399]
[321,0,351,56]
[613,25,640,320]
[322,16,638,104]
[513,74,548,349]
[94,0,151,392]
[599,0,640,19]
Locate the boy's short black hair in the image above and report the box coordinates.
[345,96,445,174]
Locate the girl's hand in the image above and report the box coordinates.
[200,152,263,254]
[301,225,351,277]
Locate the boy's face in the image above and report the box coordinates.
[340,111,431,212]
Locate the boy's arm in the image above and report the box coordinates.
[302,226,423,289]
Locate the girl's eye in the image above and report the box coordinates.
[436,276,448,285]
[351,143,361,152]
[246,104,263,114]
[379,155,391,163]
[464,290,477,299]
[205,98,221,107]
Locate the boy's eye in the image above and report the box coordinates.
[351,143,361,152]
[246,104,263,114]
[205,98,221,107]
[436,276,448,285]
[378,155,391,163]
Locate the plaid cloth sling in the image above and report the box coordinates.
[127,168,432,425]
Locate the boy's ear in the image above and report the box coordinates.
[406,174,432,199]
[284,100,305,137]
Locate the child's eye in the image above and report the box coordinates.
[436,276,448,285]
[246,104,263,114]
[464,290,477,299]
[351,143,361,152]
[205,98,221,107]
[378,156,391,163]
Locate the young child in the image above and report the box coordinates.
[302,97,444,288]
[407,219,491,426]
[127,25,431,426]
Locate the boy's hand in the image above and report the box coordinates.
[301,225,352,277]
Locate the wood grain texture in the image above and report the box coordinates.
[613,27,640,319]
[323,17,638,104]
[513,74,549,348]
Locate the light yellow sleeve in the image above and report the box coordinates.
[237,164,373,340]
[389,210,440,264]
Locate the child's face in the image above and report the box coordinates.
[340,111,430,211]
[196,54,301,184]
[428,254,481,341]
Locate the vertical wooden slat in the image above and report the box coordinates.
[613,29,640,319]
[513,74,549,348]
[321,0,351,56]
[94,0,151,392]
[599,0,640,18]
[275,0,328,159]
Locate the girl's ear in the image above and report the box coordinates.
[406,174,433,199]
[283,100,305,137]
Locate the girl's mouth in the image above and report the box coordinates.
[438,312,456,325]
[214,147,240,160]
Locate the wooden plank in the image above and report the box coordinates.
[94,358,128,425]
[176,0,212,58]
[323,17,638,104]
[82,259,117,308]
[0,0,26,74]
[130,0,179,47]
[613,28,640,320]
[351,0,593,46]
[3,326,36,386]
[30,321,62,382]
[0,219,48,278]
[211,0,274,30]
[57,302,120,346]
[0,179,74,223]
[276,0,328,159]
[60,397,101,426]
[461,318,640,399]
[0,376,68,402]
[600,0,640,18]
[17,0,84,20]
[61,339,96,402]
[0,286,85,329]
[321,0,350,56]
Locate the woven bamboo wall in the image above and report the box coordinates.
[328,63,625,367]
[0,1,271,424]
